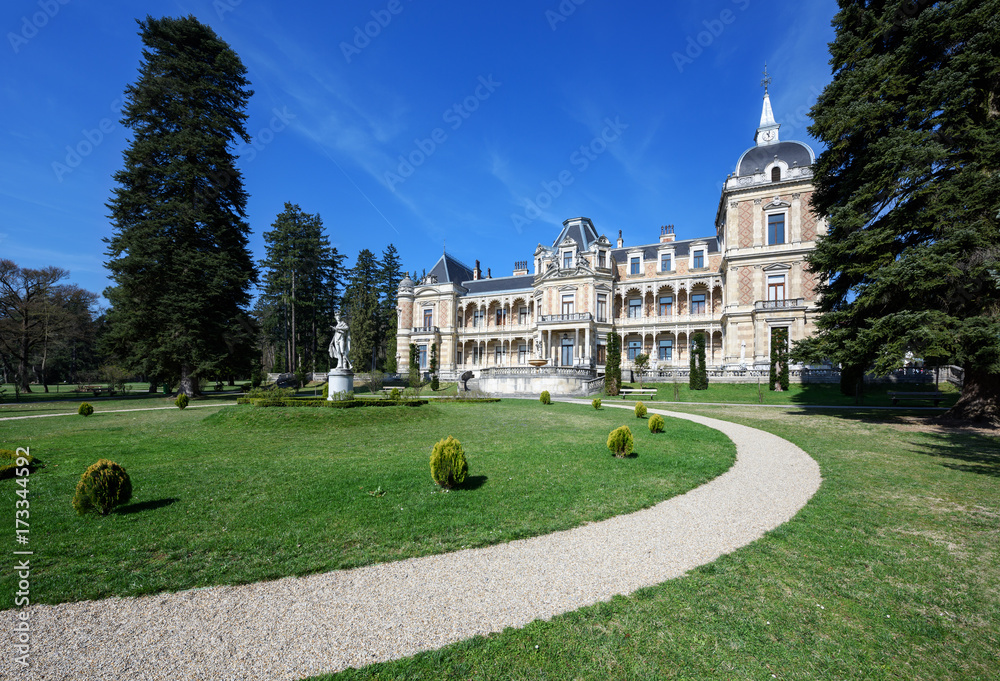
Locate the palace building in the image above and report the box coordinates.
[396,88,827,389]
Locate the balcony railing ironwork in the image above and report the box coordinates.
[411,326,440,334]
[755,298,805,311]
[539,312,594,323]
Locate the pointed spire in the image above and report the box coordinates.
[755,63,780,146]
[760,90,777,128]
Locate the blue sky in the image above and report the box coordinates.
[2,0,838,304]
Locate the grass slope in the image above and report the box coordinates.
[314,406,999,681]
[0,401,733,608]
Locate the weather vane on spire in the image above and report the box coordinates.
[761,62,772,94]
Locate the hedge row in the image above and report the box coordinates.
[236,398,428,408]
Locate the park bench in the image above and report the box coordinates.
[80,385,114,397]
[887,391,944,407]
[619,388,657,399]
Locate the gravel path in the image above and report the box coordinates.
[2,403,821,680]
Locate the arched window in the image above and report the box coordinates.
[771,167,781,182]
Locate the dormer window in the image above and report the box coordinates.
[692,250,705,269]
[597,250,606,268]
[630,256,640,275]
[771,167,781,182]
[563,251,573,269]
[660,252,672,272]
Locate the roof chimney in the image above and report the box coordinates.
[487,268,492,279]
[660,224,676,243]
[513,260,528,276]
[616,229,623,248]
[473,259,481,281]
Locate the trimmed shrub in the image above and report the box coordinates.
[78,402,94,417]
[648,413,665,433]
[607,425,634,458]
[389,387,401,400]
[634,401,647,418]
[540,390,551,405]
[0,449,38,480]
[175,393,190,409]
[72,459,132,516]
[592,398,602,410]
[429,436,468,489]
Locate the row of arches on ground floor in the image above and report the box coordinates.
[420,330,725,369]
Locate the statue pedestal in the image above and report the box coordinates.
[327,368,355,401]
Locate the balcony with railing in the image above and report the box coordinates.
[538,312,594,323]
[616,312,719,326]
[754,298,805,311]
[411,326,440,334]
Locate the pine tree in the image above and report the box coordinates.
[605,327,621,396]
[104,16,256,397]
[342,249,380,372]
[796,0,1000,422]
[258,203,341,374]
[378,245,404,373]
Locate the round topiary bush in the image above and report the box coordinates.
[0,449,37,480]
[78,402,94,417]
[389,387,401,400]
[72,459,132,516]
[430,436,468,489]
[592,398,602,410]
[540,390,551,405]
[634,401,647,418]
[648,413,665,433]
[175,393,189,409]
[607,425,634,458]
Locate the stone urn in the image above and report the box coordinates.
[528,359,548,367]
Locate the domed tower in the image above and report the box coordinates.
[395,273,415,372]
[716,71,827,369]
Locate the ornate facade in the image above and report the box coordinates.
[397,91,827,379]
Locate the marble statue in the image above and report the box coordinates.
[328,313,351,370]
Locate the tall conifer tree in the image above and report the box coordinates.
[378,244,404,372]
[104,15,256,396]
[342,249,380,372]
[258,203,342,373]
[797,0,1000,422]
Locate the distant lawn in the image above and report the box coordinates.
[0,400,733,608]
[316,404,999,681]
[614,379,960,408]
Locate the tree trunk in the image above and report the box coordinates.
[943,367,1000,425]
[178,364,199,397]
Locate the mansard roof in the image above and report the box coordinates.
[461,274,534,296]
[427,252,474,285]
[552,217,601,250]
[735,141,814,177]
[610,236,720,263]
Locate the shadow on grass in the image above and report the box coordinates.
[457,475,488,491]
[916,431,1000,478]
[114,498,180,515]
[787,406,1000,478]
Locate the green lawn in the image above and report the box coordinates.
[616,379,960,408]
[0,400,733,608]
[314,404,999,681]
